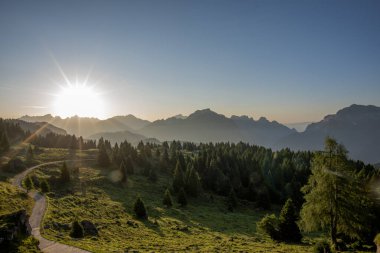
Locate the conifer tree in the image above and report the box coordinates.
[227,188,238,211]
[177,188,187,207]
[300,137,375,247]
[24,176,34,191]
[40,179,50,193]
[278,198,302,242]
[134,197,148,219]
[185,165,201,197]
[173,162,185,192]
[125,157,134,175]
[163,188,173,207]
[98,145,110,167]
[120,160,127,183]
[26,145,34,164]
[60,162,71,182]
[149,168,158,182]
[70,220,84,238]
[0,131,10,154]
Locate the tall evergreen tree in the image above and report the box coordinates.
[60,162,71,182]
[119,160,127,183]
[98,145,110,167]
[40,179,50,193]
[227,188,238,211]
[278,198,302,242]
[185,165,201,197]
[134,197,148,219]
[173,162,185,192]
[300,137,375,247]
[125,157,134,175]
[26,145,34,164]
[0,131,10,154]
[177,188,187,207]
[24,176,34,191]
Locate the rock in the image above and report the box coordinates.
[80,220,98,236]
[0,210,31,246]
[126,220,138,228]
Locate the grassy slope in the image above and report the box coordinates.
[0,181,33,216]
[33,164,315,253]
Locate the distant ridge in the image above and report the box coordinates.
[19,104,380,163]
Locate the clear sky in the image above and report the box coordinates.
[0,0,379,123]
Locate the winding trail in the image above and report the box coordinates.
[12,160,92,253]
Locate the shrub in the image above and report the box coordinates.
[374,233,380,245]
[134,197,147,219]
[257,214,279,240]
[70,220,84,238]
[163,188,173,207]
[40,180,50,193]
[24,176,34,191]
[313,240,332,253]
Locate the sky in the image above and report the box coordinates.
[0,0,379,123]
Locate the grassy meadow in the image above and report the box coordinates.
[28,161,320,252]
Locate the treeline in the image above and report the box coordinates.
[31,133,96,150]
[98,139,313,208]
[0,118,96,154]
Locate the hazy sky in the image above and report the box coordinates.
[0,0,379,123]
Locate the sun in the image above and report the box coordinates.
[53,83,106,119]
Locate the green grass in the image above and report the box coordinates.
[34,164,317,252]
[0,181,33,216]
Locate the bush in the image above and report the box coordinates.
[313,240,332,253]
[257,214,279,240]
[163,189,172,207]
[134,197,147,219]
[40,180,50,193]
[374,233,380,245]
[24,176,34,191]
[70,220,84,238]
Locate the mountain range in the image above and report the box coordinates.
[18,104,380,164]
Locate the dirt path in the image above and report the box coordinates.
[12,160,92,253]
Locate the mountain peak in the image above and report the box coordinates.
[188,108,221,119]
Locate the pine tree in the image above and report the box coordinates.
[300,137,375,247]
[173,162,184,192]
[185,166,201,197]
[26,145,34,164]
[134,197,147,219]
[177,188,187,207]
[98,145,110,167]
[148,168,158,182]
[120,160,127,183]
[163,188,173,207]
[227,188,238,211]
[60,162,71,182]
[24,176,34,191]
[70,220,84,238]
[40,179,50,193]
[278,198,302,242]
[125,157,134,175]
[0,131,10,154]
